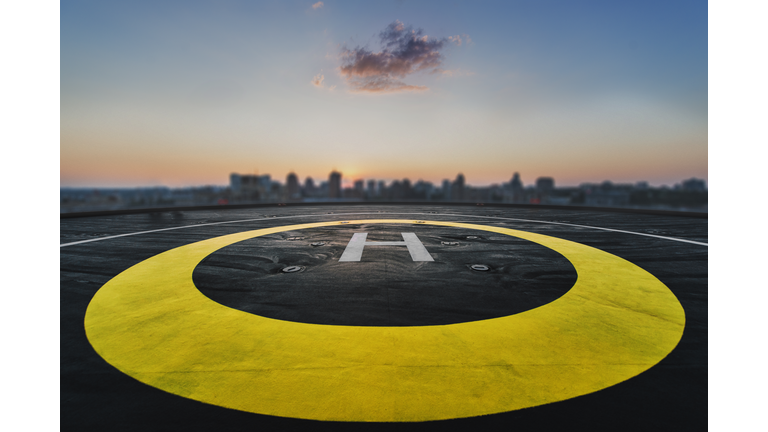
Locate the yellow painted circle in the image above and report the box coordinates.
[84,220,685,422]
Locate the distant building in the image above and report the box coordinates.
[319,181,329,197]
[451,173,465,201]
[304,177,315,196]
[230,173,241,193]
[413,180,434,200]
[230,173,271,200]
[585,190,629,207]
[442,179,452,201]
[329,171,342,198]
[286,172,300,199]
[354,179,364,198]
[681,178,706,191]
[504,172,525,203]
[402,178,412,199]
[390,180,403,199]
[510,172,523,190]
[536,177,554,193]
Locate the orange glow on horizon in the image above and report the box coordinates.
[61,130,706,189]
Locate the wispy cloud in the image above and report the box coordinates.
[439,68,475,78]
[311,73,325,87]
[447,34,472,46]
[339,21,464,93]
[312,2,324,10]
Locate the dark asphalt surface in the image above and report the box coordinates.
[60,204,707,431]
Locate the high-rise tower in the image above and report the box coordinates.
[329,171,342,199]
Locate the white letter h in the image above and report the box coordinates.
[338,233,434,262]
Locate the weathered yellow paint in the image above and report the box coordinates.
[84,220,685,422]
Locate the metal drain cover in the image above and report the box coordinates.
[470,264,490,271]
[311,242,326,247]
[281,266,304,273]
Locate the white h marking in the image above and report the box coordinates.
[338,233,434,262]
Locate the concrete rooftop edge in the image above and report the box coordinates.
[60,201,708,219]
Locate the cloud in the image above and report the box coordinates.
[312,2,324,10]
[311,73,325,87]
[447,34,472,46]
[439,68,475,78]
[311,73,336,91]
[339,21,464,93]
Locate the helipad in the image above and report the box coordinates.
[60,204,707,430]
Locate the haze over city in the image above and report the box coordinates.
[60,1,707,189]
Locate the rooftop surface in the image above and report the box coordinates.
[61,204,707,431]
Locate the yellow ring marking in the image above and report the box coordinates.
[85,220,685,422]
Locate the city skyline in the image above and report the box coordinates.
[61,168,706,195]
[226,169,705,191]
[60,167,706,191]
[61,1,707,189]
[60,168,707,214]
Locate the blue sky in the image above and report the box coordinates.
[60,0,707,188]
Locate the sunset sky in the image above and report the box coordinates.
[60,0,707,188]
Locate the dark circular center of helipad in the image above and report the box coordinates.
[192,224,577,326]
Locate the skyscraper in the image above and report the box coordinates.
[507,172,524,203]
[510,172,523,191]
[442,179,452,201]
[451,173,465,201]
[354,179,364,198]
[329,171,342,199]
[286,172,300,199]
[304,176,315,190]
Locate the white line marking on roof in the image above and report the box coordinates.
[60,212,707,247]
